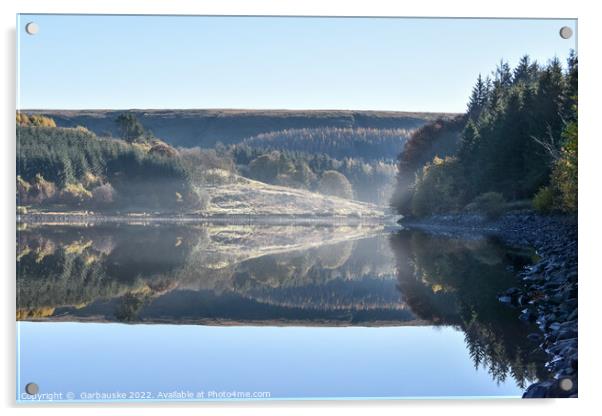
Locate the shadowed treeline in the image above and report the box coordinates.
[23,109,448,148]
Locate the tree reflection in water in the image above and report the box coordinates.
[389,230,549,388]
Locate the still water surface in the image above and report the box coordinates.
[16,222,548,401]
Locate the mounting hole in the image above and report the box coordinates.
[559,26,573,40]
[25,382,39,395]
[25,22,39,35]
[559,377,574,392]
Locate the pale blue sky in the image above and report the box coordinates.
[17,15,576,113]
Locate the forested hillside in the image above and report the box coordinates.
[392,53,578,218]
[22,109,452,148]
[241,127,411,161]
[16,117,386,214]
[17,123,200,212]
[17,108,411,209]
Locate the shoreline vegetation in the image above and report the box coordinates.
[391,53,577,219]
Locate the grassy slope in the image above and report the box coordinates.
[202,172,385,217]
[23,109,458,148]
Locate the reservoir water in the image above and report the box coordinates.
[16,222,548,401]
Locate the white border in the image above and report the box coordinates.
[2,1,600,415]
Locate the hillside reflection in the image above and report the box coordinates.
[17,222,548,388]
[17,223,407,324]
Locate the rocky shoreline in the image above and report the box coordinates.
[400,210,578,398]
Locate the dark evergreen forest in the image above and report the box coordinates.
[391,53,578,218]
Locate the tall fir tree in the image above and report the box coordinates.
[467,74,489,120]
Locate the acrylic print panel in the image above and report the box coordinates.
[16,15,578,402]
